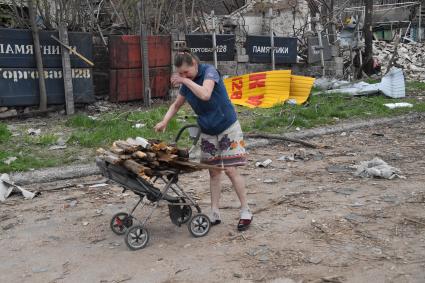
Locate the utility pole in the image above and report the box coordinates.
[363,0,373,75]
[28,0,47,111]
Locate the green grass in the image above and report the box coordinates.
[2,86,425,173]
[406,81,425,92]
[0,123,11,143]
[24,134,58,146]
[66,106,196,148]
[238,93,425,134]
[0,150,62,173]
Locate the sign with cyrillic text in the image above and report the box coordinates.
[0,28,93,68]
[185,34,235,61]
[246,36,297,64]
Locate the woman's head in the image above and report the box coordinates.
[174,48,200,80]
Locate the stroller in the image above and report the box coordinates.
[96,125,208,251]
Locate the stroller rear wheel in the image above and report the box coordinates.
[169,203,192,226]
[188,213,210,237]
[110,212,133,235]
[125,225,150,250]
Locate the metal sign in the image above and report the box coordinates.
[0,28,93,68]
[185,34,235,61]
[307,36,332,64]
[0,67,94,106]
[246,36,297,64]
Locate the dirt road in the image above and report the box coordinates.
[1,119,425,283]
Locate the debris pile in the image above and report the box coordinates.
[314,67,405,98]
[374,41,425,80]
[354,158,404,180]
[96,138,211,181]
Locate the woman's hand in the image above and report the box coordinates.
[154,120,167,133]
[171,73,186,87]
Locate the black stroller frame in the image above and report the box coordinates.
[97,125,209,250]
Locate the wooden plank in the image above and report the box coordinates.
[59,23,74,115]
[171,160,225,171]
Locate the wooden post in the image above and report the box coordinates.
[269,6,275,70]
[28,0,47,111]
[211,10,218,69]
[139,0,151,107]
[59,23,74,115]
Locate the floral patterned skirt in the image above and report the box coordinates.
[200,121,247,167]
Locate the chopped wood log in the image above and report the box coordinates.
[110,145,125,155]
[119,155,132,160]
[102,154,121,165]
[146,152,156,161]
[156,151,178,162]
[151,142,168,151]
[114,140,139,153]
[133,151,147,159]
[123,160,152,176]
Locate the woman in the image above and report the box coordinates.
[154,49,253,231]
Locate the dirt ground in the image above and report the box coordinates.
[1,118,425,283]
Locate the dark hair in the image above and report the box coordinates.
[174,48,200,67]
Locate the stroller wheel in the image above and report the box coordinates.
[169,204,192,226]
[110,212,133,235]
[125,225,150,250]
[188,213,210,238]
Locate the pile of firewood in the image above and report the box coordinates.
[96,137,215,181]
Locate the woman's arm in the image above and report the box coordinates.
[172,74,215,101]
[182,78,215,101]
[154,94,186,132]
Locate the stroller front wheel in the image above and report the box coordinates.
[188,213,210,237]
[110,212,133,235]
[125,225,150,250]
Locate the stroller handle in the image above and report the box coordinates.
[174,124,201,146]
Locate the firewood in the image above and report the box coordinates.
[151,142,168,152]
[99,136,222,176]
[146,152,156,161]
[133,151,147,159]
[123,160,152,176]
[110,145,125,155]
[119,155,132,160]
[114,140,139,153]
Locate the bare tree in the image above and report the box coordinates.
[363,0,373,75]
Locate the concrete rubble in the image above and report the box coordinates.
[373,41,425,81]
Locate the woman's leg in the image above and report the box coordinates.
[225,166,252,231]
[209,168,222,211]
[224,166,248,209]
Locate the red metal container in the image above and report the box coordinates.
[109,36,140,69]
[109,35,171,69]
[150,67,171,98]
[109,69,143,102]
[109,67,170,102]
[148,36,172,68]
